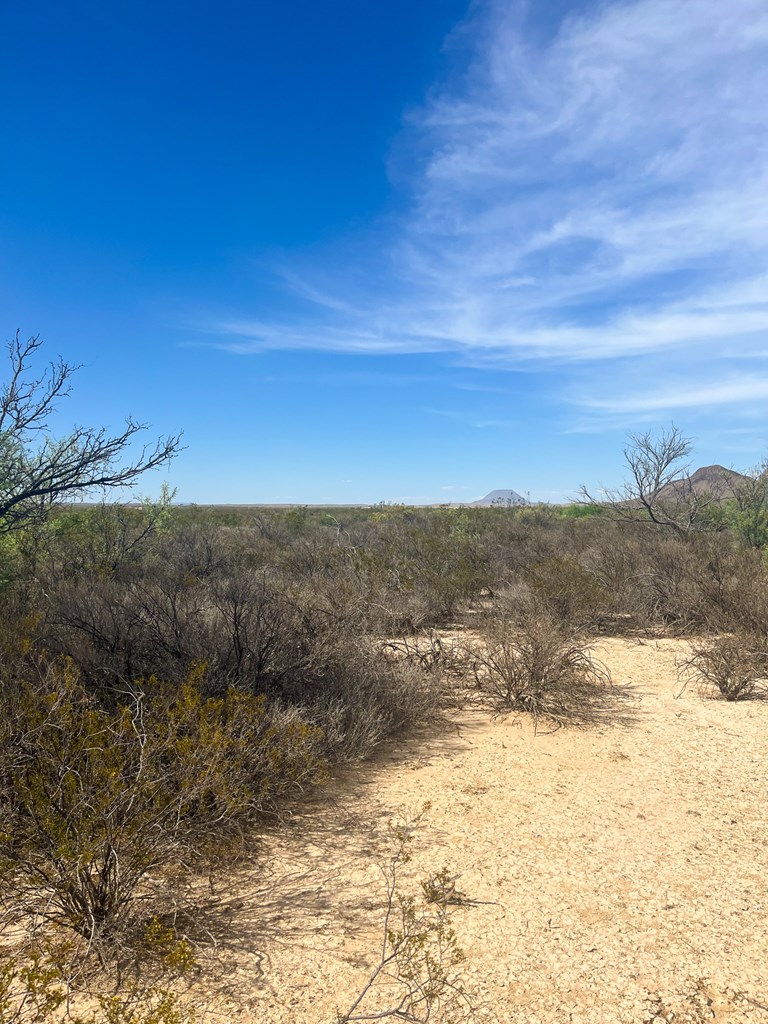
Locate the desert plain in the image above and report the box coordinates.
[185,636,768,1023]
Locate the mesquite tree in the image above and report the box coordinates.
[0,332,182,532]
[580,426,710,534]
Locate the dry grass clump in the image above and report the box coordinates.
[679,633,768,701]
[472,607,613,726]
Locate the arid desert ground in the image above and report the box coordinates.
[186,637,768,1023]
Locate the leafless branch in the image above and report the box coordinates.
[0,333,183,532]
[579,426,708,534]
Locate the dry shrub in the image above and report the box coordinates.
[379,633,468,679]
[307,639,445,763]
[628,536,707,631]
[377,633,475,712]
[608,532,768,636]
[27,561,446,766]
[473,610,612,725]
[690,542,768,634]
[680,633,768,701]
[526,555,608,629]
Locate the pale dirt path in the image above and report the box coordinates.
[193,639,768,1023]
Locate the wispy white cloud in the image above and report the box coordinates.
[208,0,768,417]
[583,376,768,413]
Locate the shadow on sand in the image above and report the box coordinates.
[172,683,643,990]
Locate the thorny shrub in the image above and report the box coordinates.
[473,609,613,725]
[679,633,768,701]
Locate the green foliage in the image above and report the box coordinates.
[0,952,196,1024]
[0,950,67,1024]
[282,504,312,534]
[139,918,196,976]
[16,486,176,581]
[351,508,492,623]
[0,534,20,592]
[555,503,605,519]
[96,989,195,1024]
[0,658,326,942]
[708,497,768,549]
[337,812,472,1024]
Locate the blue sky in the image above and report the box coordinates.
[2,0,768,503]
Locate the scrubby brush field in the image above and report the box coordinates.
[1,499,767,1022]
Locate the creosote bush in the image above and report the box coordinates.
[0,946,197,1024]
[0,657,326,944]
[0,908,199,1023]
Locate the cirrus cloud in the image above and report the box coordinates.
[209,0,768,422]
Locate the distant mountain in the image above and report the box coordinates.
[471,488,530,507]
[657,465,748,503]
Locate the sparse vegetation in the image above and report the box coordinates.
[337,812,473,1024]
[0,943,198,1024]
[680,633,768,701]
[1,369,767,1018]
[472,606,614,725]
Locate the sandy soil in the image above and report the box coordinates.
[191,638,768,1023]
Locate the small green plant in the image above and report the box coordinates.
[0,952,197,1024]
[337,811,473,1023]
[421,867,462,908]
[0,950,67,1024]
[96,988,196,1024]
[139,917,196,977]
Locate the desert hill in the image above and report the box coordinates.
[657,464,747,502]
[471,488,529,506]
